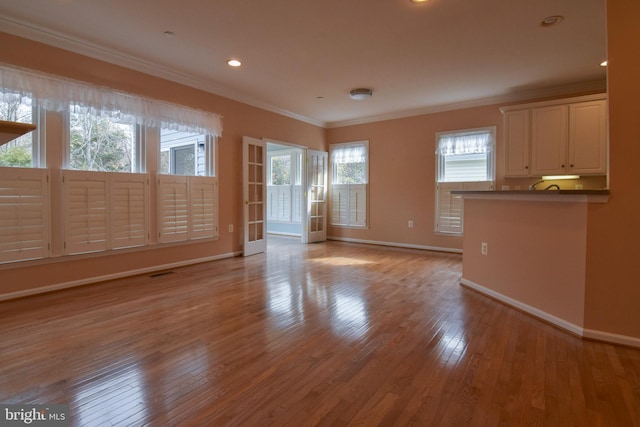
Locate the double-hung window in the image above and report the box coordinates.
[330,141,368,228]
[266,149,302,223]
[157,128,217,243]
[63,104,148,254]
[0,90,49,263]
[0,91,44,168]
[1,63,223,263]
[435,127,495,235]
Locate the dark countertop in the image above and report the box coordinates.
[451,189,610,203]
[451,189,609,195]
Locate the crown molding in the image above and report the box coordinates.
[1,17,605,130]
[0,17,327,128]
[326,79,607,128]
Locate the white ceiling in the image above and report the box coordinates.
[0,0,607,128]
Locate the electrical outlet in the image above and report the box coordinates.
[481,242,488,255]
[228,224,234,233]
[408,220,414,228]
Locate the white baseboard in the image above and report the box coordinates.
[327,236,463,254]
[460,278,640,349]
[0,251,241,302]
[582,328,640,349]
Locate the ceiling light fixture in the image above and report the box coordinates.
[411,0,430,3]
[163,30,176,38]
[540,15,564,27]
[349,88,373,100]
[600,60,608,67]
[227,59,242,67]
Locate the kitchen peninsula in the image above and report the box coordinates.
[457,189,610,340]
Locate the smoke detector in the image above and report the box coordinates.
[349,88,373,100]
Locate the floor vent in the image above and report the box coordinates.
[149,271,175,278]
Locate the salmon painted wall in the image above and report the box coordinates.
[0,32,325,297]
[325,96,605,252]
[584,0,640,338]
[462,198,587,328]
[326,106,502,251]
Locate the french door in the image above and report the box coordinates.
[243,136,266,256]
[303,149,328,243]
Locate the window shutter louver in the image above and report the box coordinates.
[64,170,108,254]
[0,168,50,263]
[348,184,367,227]
[110,173,148,249]
[330,184,349,226]
[157,175,189,243]
[436,181,493,234]
[292,185,303,223]
[190,176,217,240]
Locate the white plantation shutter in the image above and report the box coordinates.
[329,141,369,228]
[158,175,218,243]
[0,168,50,263]
[330,184,366,227]
[436,181,492,234]
[330,184,349,226]
[292,185,303,223]
[348,184,367,227]
[64,170,108,254]
[157,175,189,243]
[110,173,148,249]
[190,176,217,239]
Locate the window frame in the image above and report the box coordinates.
[64,104,144,173]
[329,140,369,229]
[159,129,215,177]
[434,127,495,235]
[0,93,46,169]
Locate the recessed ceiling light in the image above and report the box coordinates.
[540,15,564,27]
[600,60,608,67]
[163,31,175,38]
[411,0,430,3]
[227,59,242,67]
[349,88,373,100]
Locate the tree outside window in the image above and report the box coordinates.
[270,155,291,185]
[69,105,135,172]
[0,92,35,168]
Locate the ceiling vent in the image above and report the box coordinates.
[349,88,373,100]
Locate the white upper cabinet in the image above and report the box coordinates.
[501,95,607,177]
[531,104,569,176]
[568,100,607,175]
[503,110,531,177]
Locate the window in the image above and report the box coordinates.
[160,129,214,176]
[330,141,368,228]
[0,91,43,168]
[435,127,495,234]
[266,149,302,223]
[0,63,223,264]
[68,104,139,172]
[158,129,217,243]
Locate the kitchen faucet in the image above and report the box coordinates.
[529,180,545,190]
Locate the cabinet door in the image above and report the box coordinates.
[531,105,568,176]
[504,110,531,177]
[569,100,607,174]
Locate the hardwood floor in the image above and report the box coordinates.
[1,235,639,426]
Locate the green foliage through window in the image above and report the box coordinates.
[69,106,134,172]
[0,92,34,167]
[271,155,291,185]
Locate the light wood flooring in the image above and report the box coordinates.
[1,235,640,426]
